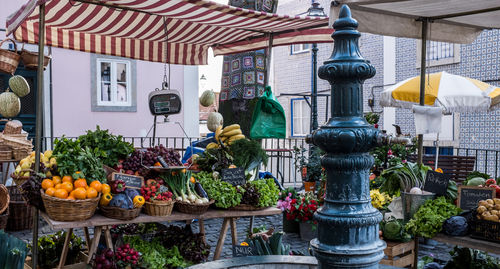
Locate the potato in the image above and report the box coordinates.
[494,198,500,205]
[491,210,499,216]
[484,214,499,222]
[495,204,500,211]
[487,203,494,210]
[479,200,489,207]
[482,212,492,219]
[477,205,488,214]
[486,199,494,205]
[497,211,500,218]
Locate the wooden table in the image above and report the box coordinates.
[432,233,500,255]
[41,207,281,268]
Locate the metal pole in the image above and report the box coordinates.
[417,19,428,166]
[32,3,46,267]
[264,33,274,87]
[311,43,318,132]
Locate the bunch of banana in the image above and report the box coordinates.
[215,124,246,145]
[14,150,57,177]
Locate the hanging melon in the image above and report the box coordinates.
[207,112,223,132]
[9,75,30,97]
[0,90,21,118]
[200,90,215,107]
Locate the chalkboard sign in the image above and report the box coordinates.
[232,245,254,257]
[221,168,246,186]
[457,186,496,211]
[423,170,449,196]
[111,172,144,189]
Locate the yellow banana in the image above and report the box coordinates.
[206,142,219,149]
[221,129,242,137]
[215,125,223,141]
[220,136,228,143]
[222,124,240,134]
[228,134,246,142]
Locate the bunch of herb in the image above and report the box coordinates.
[380,162,430,196]
[53,137,106,183]
[30,231,84,269]
[195,171,242,208]
[443,246,500,269]
[250,178,280,207]
[78,125,134,167]
[123,235,190,269]
[160,225,210,263]
[228,139,268,172]
[405,196,461,238]
[195,147,233,172]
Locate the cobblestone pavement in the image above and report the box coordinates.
[7,214,498,264]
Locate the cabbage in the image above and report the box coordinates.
[443,216,468,236]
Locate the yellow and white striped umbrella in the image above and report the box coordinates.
[380,71,500,113]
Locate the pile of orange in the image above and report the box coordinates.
[42,175,109,200]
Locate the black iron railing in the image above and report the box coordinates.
[41,137,500,186]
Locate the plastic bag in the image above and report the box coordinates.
[249,86,286,139]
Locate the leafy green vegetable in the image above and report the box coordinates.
[380,217,411,242]
[380,162,430,196]
[195,171,242,208]
[405,196,461,238]
[229,139,268,172]
[444,246,500,269]
[446,180,458,201]
[78,126,134,167]
[250,178,279,207]
[53,137,106,183]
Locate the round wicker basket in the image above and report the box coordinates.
[143,200,174,216]
[174,200,214,215]
[0,184,10,215]
[227,204,267,211]
[100,206,141,221]
[41,190,100,221]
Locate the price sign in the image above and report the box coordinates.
[111,172,144,189]
[221,168,246,186]
[232,245,254,257]
[423,170,449,196]
[457,186,496,211]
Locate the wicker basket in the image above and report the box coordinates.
[0,39,21,75]
[227,204,267,211]
[100,206,141,221]
[12,147,31,160]
[41,190,100,221]
[144,200,174,216]
[174,200,214,215]
[471,218,500,243]
[6,185,31,231]
[0,184,10,215]
[0,150,12,160]
[20,46,51,70]
[11,172,30,187]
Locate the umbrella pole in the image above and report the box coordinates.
[264,33,274,87]
[32,3,46,267]
[417,19,428,166]
[434,132,440,170]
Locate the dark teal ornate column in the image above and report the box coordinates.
[307,5,385,268]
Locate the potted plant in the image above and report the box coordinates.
[293,147,323,192]
[277,187,299,233]
[286,192,320,241]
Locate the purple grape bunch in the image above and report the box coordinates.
[122,145,182,175]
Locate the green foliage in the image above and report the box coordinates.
[444,247,500,269]
[250,178,280,207]
[124,235,191,269]
[292,146,323,182]
[446,180,458,201]
[195,171,242,208]
[246,232,290,256]
[279,187,299,200]
[364,112,380,125]
[195,147,233,172]
[53,136,106,183]
[380,162,430,196]
[371,141,417,169]
[229,139,268,172]
[31,231,84,269]
[78,125,134,167]
[405,196,461,238]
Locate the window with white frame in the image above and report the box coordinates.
[416,41,460,67]
[97,59,131,106]
[291,98,311,136]
[91,54,136,112]
[291,44,310,54]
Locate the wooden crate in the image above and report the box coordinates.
[24,252,89,269]
[380,240,414,268]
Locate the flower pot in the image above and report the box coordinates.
[282,213,300,233]
[304,181,315,192]
[299,222,317,241]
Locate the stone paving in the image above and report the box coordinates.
[7,213,481,264]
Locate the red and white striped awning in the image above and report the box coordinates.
[6,0,332,65]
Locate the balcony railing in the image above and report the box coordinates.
[41,137,500,186]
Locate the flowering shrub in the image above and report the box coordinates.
[285,193,319,224]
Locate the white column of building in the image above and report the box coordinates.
[383,36,396,135]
